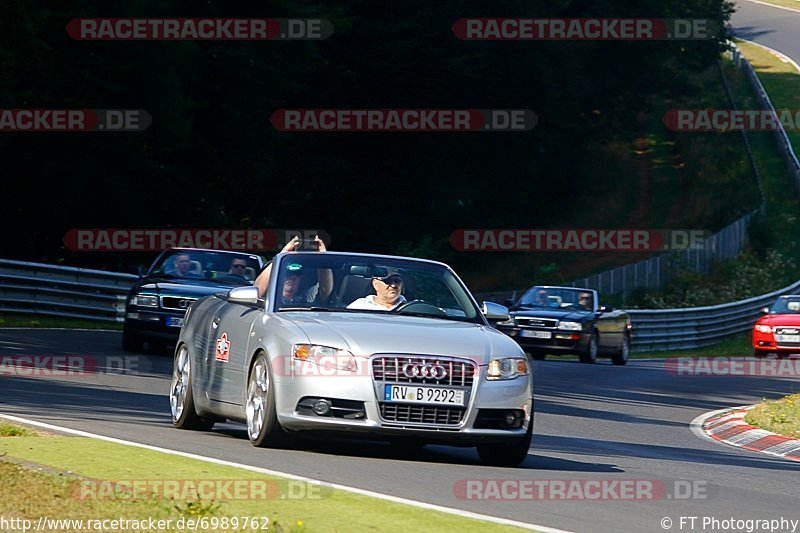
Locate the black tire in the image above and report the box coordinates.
[753,349,771,358]
[476,414,533,467]
[611,335,630,366]
[170,344,215,431]
[578,333,599,364]
[122,323,144,352]
[246,352,293,448]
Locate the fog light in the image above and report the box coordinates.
[312,399,331,416]
[505,412,517,426]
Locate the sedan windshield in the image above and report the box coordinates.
[273,254,482,323]
[148,250,262,286]
[770,297,800,314]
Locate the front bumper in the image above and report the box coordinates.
[125,309,186,340]
[498,327,589,353]
[272,362,533,445]
[753,330,800,352]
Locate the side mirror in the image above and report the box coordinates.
[137,264,147,276]
[761,307,770,314]
[482,301,510,322]
[599,305,614,313]
[504,298,516,307]
[228,286,261,305]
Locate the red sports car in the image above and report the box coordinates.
[752,295,800,357]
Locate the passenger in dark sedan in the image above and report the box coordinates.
[578,292,593,311]
[172,253,201,278]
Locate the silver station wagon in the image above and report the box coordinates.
[169,251,533,466]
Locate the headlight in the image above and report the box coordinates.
[292,344,357,372]
[486,357,529,380]
[130,293,158,307]
[755,324,773,333]
[558,321,582,331]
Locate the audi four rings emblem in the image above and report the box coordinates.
[402,362,448,379]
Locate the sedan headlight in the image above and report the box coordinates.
[558,321,582,331]
[292,344,357,372]
[755,324,773,333]
[130,293,158,307]
[486,357,529,380]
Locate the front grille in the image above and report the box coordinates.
[515,317,557,328]
[161,296,197,311]
[372,356,476,387]
[379,403,465,425]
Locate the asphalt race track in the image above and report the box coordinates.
[732,0,800,63]
[1,328,798,533]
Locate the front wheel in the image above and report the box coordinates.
[476,415,533,467]
[579,334,598,364]
[611,336,630,366]
[122,323,144,352]
[246,352,293,448]
[170,344,215,431]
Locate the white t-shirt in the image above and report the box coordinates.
[347,294,407,311]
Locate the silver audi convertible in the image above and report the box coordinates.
[169,251,533,466]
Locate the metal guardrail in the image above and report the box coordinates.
[732,45,800,192]
[1,257,798,352]
[628,278,800,352]
[0,259,137,322]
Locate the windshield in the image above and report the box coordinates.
[515,286,595,311]
[147,250,262,286]
[770,297,800,314]
[272,254,482,323]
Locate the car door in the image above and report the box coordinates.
[205,299,261,406]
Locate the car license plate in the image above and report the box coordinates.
[166,316,184,328]
[520,329,552,339]
[383,385,465,406]
[776,334,800,343]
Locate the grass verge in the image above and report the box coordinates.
[745,393,800,439]
[0,313,122,330]
[0,422,527,533]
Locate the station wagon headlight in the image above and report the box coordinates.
[558,321,582,331]
[292,344,357,372]
[131,293,158,307]
[486,358,529,380]
[755,324,773,333]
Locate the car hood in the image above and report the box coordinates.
[138,281,235,297]
[510,308,592,321]
[758,314,800,327]
[283,312,524,363]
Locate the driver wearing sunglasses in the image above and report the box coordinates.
[347,270,407,311]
